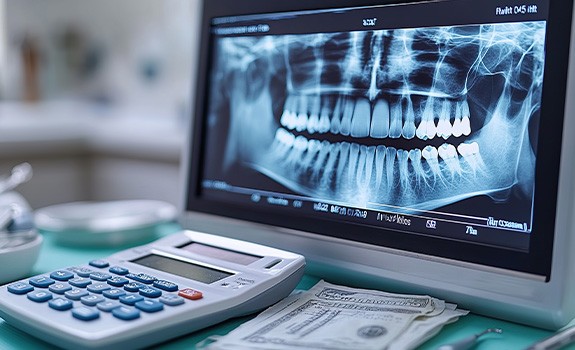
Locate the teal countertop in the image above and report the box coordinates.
[0,226,568,349]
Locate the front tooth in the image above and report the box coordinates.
[375,145,387,190]
[397,149,410,189]
[356,145,368,187]
[389,101,402,138]
[351,98,371,138]
[336,142,351,185]
[385,147,397,192]
[370,98,390,138]
[348,143,360,184]
[364,146,375,188]
[402,98,416,139]
[422,145,441,176]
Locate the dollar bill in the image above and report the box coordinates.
[206,280,467,350]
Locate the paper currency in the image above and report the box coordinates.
[206,280,468,350]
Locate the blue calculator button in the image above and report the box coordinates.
[112,306,140,320]
[27,290,53,303]
[29,276,55,288]
[65,288,89,301]
[103,288,126,299]
[127,273,156,284]
[7,283,34,295]
[159,294,185,306]
[153,280,178,292]
[87,283,111,294]
[49,298,74,311]
[109,266,129,275]
[49,283,73,294]
[81,294,105,306]
[139,286,162,298]
[124,282,145,292]
[69,277,92,288]
[107,276,130,287]
[97,301,121,312]
[72,307,100,321]
[49,270,74,281]
[71,267,94,277]
[135,299,164,313]
[89,260,110,268]
[119,294,144,306]
[90,272,112,281]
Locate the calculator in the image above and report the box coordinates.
[0,230,306,349]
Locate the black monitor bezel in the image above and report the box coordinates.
[186,0,573,278]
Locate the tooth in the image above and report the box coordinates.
[437,101,452,140]
[385,147,397,192]
[330,98,343,134]
[351,98,370,138]
[402,98,416,139]
[438,143,461,176]
[375,145,387,190]
[409,149,426,186]
[277,128,294,147]
[422,145,441,176]
[370,98,390,138]
[356,145,368,187]
[307,113,319,134]
[348,143,360,184]
[286,135,308,167]
[461,100,471,136]
[452,102,463,137]
[309,95,321,117]
[365,146,375,188]
[339,98,354,136]
[389,101,402,138]
[397,149,410,189]
[336,142,351,185]
[418,98,436,140]
[296,113,308,132]
[312,140,332,179]
[301,139,321,170]
[458,142,484,174]
[320,142,340,188]
[318,107,331,133]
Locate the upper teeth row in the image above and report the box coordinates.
[280,95,472,141]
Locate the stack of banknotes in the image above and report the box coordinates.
[206,280,468,350]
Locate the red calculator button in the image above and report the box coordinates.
[178,288,203,300]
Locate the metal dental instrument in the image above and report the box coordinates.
[0,163,33,194]
[525,326,575,350]
[436,328,503,350]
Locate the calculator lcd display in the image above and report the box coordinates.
[179,242,261,265]
[131,254,233,284]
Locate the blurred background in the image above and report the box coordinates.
[0,0,200,209]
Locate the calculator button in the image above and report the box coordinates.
[72,307,100,321]
[50,270,74,281]
[135,299,164,313]
[153,280,178,292]
[49,298,74,311]
[178,288,203,300]
[112,306,140,320]
[69,277,92,288]
[49,283,73,294]
[90,272,112,281]
[7,283,34,295]
[71,267,94,278]
[159,294,185,306]
[81,294,105,306]
[65,288,89,301]
[127,273,156,284]
[124,282,145,292]
[87,283,111,294]
[139,286,162,298]
[89,260,110,268]
[27,290,53,303]
[109,266,129,275]
[29,276,55,288]
[103,288,126,299]
[97,301,121,312]
[107,276,130,287]
[119,294,144,306]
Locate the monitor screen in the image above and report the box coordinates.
[185,0,575,329]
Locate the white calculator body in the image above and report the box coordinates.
[0,230,305,349]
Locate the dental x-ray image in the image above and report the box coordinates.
[204,20,546,216]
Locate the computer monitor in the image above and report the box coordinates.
[181,0,575,330]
